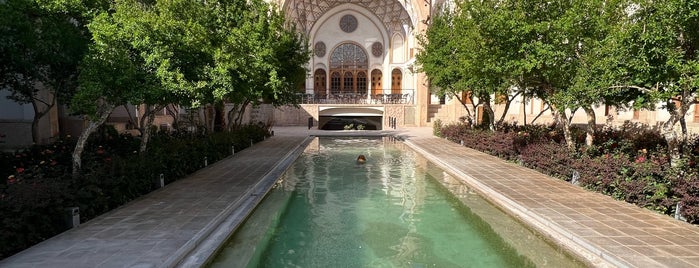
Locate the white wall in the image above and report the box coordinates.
[308,4,390,93]
[0,89,33,121]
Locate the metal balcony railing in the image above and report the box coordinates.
[297,89,414,105]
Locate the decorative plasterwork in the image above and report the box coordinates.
[339,14,358,33]
[284,0,413,36]
[314,41,326,57]
[371,42,383,57]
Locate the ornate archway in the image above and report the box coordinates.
[330,43,368,94]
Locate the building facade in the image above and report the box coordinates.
[3,0,699,148]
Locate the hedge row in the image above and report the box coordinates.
[0,124,270,259]
[439,122,699,223]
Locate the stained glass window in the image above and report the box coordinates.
[330,43,368,69]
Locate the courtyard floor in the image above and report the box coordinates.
[1,127,698,267]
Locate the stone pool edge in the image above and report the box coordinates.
[170,136,314,268]
[403,139,619,268]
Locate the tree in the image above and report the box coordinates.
[113,0,194,152]
[487,0,627,149]
[204,0,309,131]
[71,8,159,176]
[132,0,309,132]
[416,6,502,129]
[548,0,631,146]
[0,0,89,143]
[611,0,699,164]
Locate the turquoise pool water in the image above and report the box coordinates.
[209,137,583,267]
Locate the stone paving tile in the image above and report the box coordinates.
[0,135,307,268]
[402,132,699,267]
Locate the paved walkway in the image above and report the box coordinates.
[2,126,699,267]
[400,129,699,268]
[0,134,312,268]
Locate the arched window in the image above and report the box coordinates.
[330,72,341,93]
[329,43,368,93]
[391,68,402,94]
[371,69,382,95]
[357,71,367,93]
[391,34,405,63]
[314,69,326,95]
[330,43,368,69]
[343,71,354,93]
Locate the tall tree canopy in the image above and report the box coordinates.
[71,4,161,175]
[614,0,699,163]
[69,0,309,174]
[417,0,687,151]
[0,0,90,143]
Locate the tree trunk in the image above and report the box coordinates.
[452,92,475,127]
[123,104,140,135]
[201,105,214,134]
[166,105,179,130]
[31,110,44,144]
[530,105,550,125]
[214,103,226,132]
[72,102,115,177]
[496,91,521,127]
[226,100,251,131]
[226,103,239,132]
[30,97,54,144]
[139,105,159,154]
[583,105,596,146]
[680,116,687,138]
[522,88,527,126]
[483,101,495,131]
[235,102,249,127]
[662,115,681,167]
[554,106,575,151]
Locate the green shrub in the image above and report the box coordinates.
[438,121,699,224]
[0,123,270,259]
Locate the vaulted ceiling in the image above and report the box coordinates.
[282,0,416,36]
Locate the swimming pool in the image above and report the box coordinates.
[208,137,583,267]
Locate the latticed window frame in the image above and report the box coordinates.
[330,43,368,69]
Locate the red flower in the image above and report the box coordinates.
[635,156,646,163]
[50,160,58,166]
[16,167,25,174]
[7,175,16,184]
[105,157,112,162]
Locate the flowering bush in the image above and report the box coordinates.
[439,122,699,224]
[0,123,270,259]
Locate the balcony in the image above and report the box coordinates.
[297,90,414,105]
